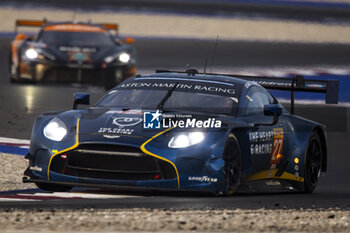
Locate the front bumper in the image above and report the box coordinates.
[24,144,225,193]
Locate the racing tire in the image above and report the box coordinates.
[8,50,16,83]
[304,131,323,193]
[223,133,241,195]
[35,182,73,192]
[9,66,21,83]
[9,73,17,83]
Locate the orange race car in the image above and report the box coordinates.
[9,19,136,89]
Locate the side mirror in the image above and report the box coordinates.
[15,34,26,40]
[264,104,282,116]
[254,104,283,126]
[124,37,135,44]
[73,93,90,110]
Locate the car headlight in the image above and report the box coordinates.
[118,52,130,63]
[104,52,131,64]
[43,117,67,141]
[104,55,115,64]
[25,48,55,61]
[168,131,205,148]
[25,48,38,59]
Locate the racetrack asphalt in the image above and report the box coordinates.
[0,37,349,209]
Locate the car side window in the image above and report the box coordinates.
[241,85,270,115]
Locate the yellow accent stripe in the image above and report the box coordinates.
[140,127,180,189]
[47,118,80,180]
[245,169,304,183]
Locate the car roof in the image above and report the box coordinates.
[134,72,249,86]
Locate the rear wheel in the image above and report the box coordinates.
[35,182,72,192]
[9,58,19,83]
[223,133,241,195]
[8,50,15,82]
[304,132,323,193]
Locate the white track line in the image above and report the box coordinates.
[0,198,36,202]
[19,192,141,199]
[0,137,30,145]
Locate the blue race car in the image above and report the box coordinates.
[23,69,339,194]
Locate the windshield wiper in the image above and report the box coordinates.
[156,82,178,111]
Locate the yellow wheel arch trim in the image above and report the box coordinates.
[140,127,180,189]
[47,118,80,180]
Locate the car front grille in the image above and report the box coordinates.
[43,67,103,84]
[50,144,177,181]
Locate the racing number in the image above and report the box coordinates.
[270,128,284,164]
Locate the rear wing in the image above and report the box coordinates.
[155,69,339,114]
[100,23,118,32]
[15,19,48,33]
[15,19,119,34]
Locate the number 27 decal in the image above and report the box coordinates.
[270,128,284,164]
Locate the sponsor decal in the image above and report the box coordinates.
[249,128,284,157]
[188,176,218,183]
[252,81,292,87]
[118,82,236,96]
[143,110,222,129]
[68,52,90,62]
[98,127,134,135]
[59,46,97,53]
[106,109,143,115]
[29,166,42,172]
[97,113,142,135]
[112,117,142,127]
[163,117,221,128]
[249,130,274,155]
[143,110,162,129]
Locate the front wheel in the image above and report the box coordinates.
[223,133,241,195]
[304,132,323,193]
[35,182,72,192]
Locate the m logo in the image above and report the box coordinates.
[143,110,162,129]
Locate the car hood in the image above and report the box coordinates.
[57,107,250,148]
[76,108,149,146]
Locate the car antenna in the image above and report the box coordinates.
[72,11,77,23]
[210,35,219,73]
[186,64,190,78]
[203,59,208,74]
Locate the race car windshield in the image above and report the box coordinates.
[96,89,237,115]
[38,31,114,46]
